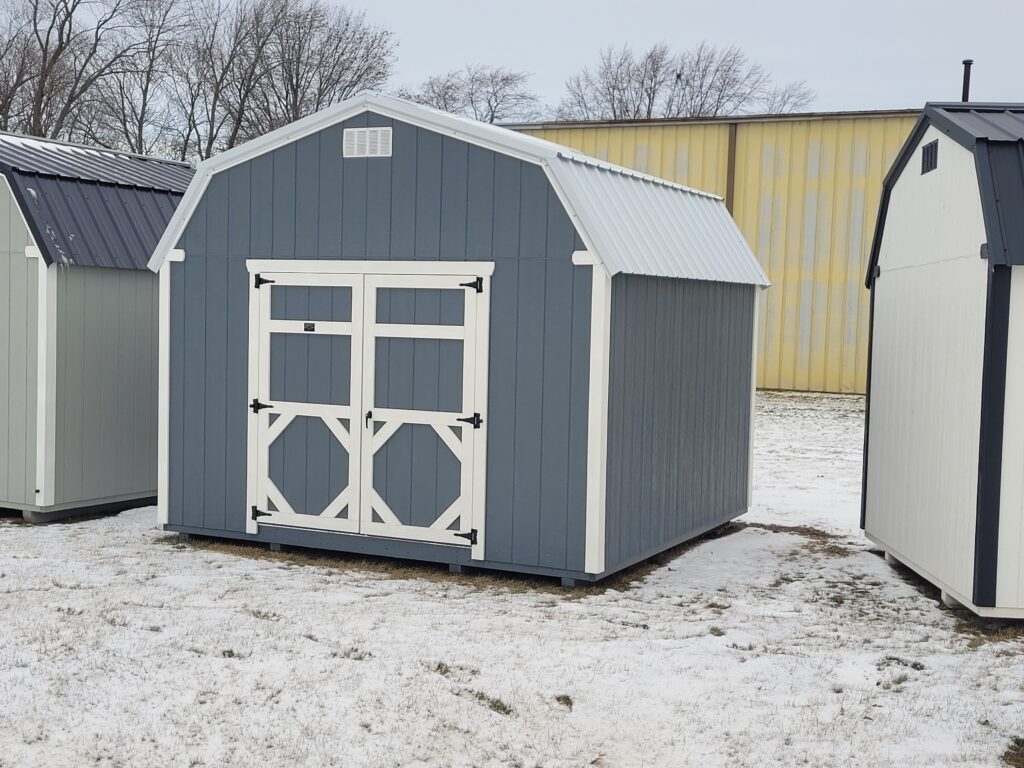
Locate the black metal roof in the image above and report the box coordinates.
[867,103,1024,287]
[0,132,194,269]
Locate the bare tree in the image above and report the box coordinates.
[558,42,816,120]
[762,80,816,115]
[400,64,539,123]
[0,5,36,131]
[21,0,158,140]
[85,0,185,153]
[240,0,394,140]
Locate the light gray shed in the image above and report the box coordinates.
[148,93,768,582]
[0,133,193,522]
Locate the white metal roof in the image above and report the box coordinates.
[148,93,768,287]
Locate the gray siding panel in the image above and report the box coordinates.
[604,276,755,573]
[169,113,593,574]
[0,179,37,507]
[52,266,157,506]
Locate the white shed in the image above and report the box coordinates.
[863,102,1024,618]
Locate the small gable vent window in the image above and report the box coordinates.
[343,127,392,158]
[921,139,938,174]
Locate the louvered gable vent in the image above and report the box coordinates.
[343,127,392,158]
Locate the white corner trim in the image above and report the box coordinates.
[584,264,613,574]
[25,245,41,259]
[747,290,760,508]
[571,250,597,266]
[33,259,57,507]
[244,259,496,276]
[157,259,172,525]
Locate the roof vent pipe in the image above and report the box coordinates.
[962,59,974,102]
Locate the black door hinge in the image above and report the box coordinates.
[251,506,271,521]
[454,529,478,545]
[250,398,272,413]
[254,273,276,289]
[459,276,483,293]
[457,412,483,429]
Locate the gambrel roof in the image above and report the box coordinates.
[867,103,1024,287]
[0,132,193,269]
[148,93,768,287]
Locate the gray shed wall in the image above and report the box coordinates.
[52,265,158,505]
[0,177,37,507]
[604,275,755,573]
[167,112,594,573]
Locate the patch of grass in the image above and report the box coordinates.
[709,626,725,637]
[470,690,514,716]
[706,600,731,611]
[555,694,573,711]
[335,646,371,661]
[246,608,280,622]
[877,655,925,672]
[954,615,1024,648]
[435,661,451,677]
[1003,737,1024,767]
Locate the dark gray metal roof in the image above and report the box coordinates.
[0,133,193,269]
[867,103,1024,287]
[0,132,192,191]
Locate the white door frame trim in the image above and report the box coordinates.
[243,259,491,558]
[577,251,613,574]
[245,259,495,277]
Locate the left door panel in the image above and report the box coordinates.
[247,273,364,533]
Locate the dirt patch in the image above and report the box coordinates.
[738,521,851,558]
[157,524,738,597]
[1004,737,1024,767]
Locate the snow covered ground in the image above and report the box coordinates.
[1,392,1022,768]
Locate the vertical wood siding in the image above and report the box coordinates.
[52,266,158,505]
[523,113,917,394]
[865,127,988,600]
[168,113,593,573]
[604,276,755,572]
[0,177,37,507]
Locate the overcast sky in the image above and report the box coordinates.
[361,0,1024,117]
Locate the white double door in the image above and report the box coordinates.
[246,264,489,555]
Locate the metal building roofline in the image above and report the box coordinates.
[503,108,922,131]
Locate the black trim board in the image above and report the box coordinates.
[860,278,876,530]
[973,264,1011,607]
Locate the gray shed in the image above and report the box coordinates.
[0,132,193,522]
[148,94,768,582]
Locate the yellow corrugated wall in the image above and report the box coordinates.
[522,113,917,394]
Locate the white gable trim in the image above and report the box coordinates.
[148,93,764,288]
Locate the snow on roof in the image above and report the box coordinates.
[148,93,768,287]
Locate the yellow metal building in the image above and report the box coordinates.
[515,110,918,394]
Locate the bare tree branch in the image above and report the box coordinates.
[559,42,815,120]
[400,64,539,123]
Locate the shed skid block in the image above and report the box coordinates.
[884,551,898,565]
[560,577,580,588]
[941,591,963,610]
[268,542,282,552]
[448,564,466,575]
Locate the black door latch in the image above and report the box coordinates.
[456,413,483,429]
[250,399,272,413]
